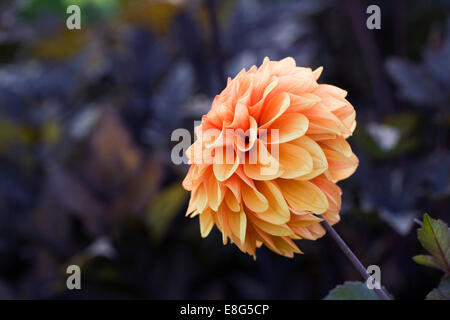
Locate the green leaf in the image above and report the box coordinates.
[426,275,450,300]
[414,214,450,273]
[413,255,444,270]
[324,281,380,300]
[146,183,188,241]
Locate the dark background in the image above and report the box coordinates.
[0,0,449,299]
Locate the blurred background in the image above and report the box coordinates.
[0,0,449,299]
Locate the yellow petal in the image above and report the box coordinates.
[199,208,214,238]
[277,179,328,214]
[241,182,269,212]
[288,213,323,227]
[244,139,284,180]
[253,180,290,224]
[213,145,239,181]
[235,116,258,152]
[247,213,293,236]
[278,142,313,179]
[207,174,224,211]
[228,208,247,244]
[319,137,352,157]
[195,183,208,212]
[224,189,240,212]
[290,136,328,180]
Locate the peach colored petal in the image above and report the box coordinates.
[259,92,291,127]
[213,145,239,181]
[228,208,247,244]
[290,136,328,180]
[199,208,214,238]
[224,189,240,212]
[277,179,328,214]
[278,142,313,179]
[252,180,290,225]
[288,93,321,112]
[324,149,359,182]
[266,112,309,144]
[241,181,269,213]
[247,213,293,236]
[243,139,284,180]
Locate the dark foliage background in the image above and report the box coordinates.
[0,0,449,299]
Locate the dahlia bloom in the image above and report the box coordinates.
[182,57,358,258]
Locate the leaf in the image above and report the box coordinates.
[146,183,188,241]
[33,30,89,60]
[324,281,380,300]
[414,214,450,273]
[413,255,445,270]
[426,275,450,300]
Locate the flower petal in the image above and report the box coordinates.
[253,180,290,224]
[224,189,240,212]
[199,208,214,238]
[213,145,239,181]
[241,181,269,212]
[248,213,293,236]
[277,179,328,214]
[288,93,321,112]
[266,112,309,144]
[290,136,328,180]
[228,208,247,244]
[259,92,290,127]
[278,142,313,179]
[243,139,284,180]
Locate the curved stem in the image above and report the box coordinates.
[321,219,391,300]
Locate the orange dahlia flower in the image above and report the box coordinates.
[182,57,358,258]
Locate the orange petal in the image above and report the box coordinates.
[278,142,313,179]
[228,208,247,244]
[288,213,323,227]
[206,174,224,211]
[253,180,290,224]
[323,149,359,182]
[241,182,269,213]
[213,145,239,181]
[259,92,290,127]
[319,137,352,157]
[235,116,258,152]
[290,136,328,180]
[288,93,321,112]
[199,208,214,238]
[312,176,342,213]
[266,113,309,144]
[247,213,293,236]
[277,179,328,214]
[224,189,240,212]
[243,139,284,180]
[228,101,250,130]
[195,183,208,212]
